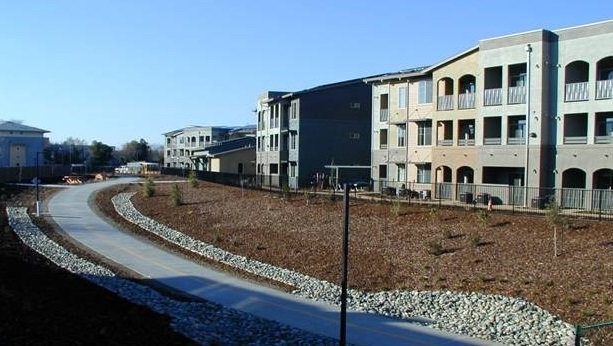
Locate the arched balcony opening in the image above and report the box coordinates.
[561,168,586,208]
[596,56,613,99]
[458,75,476,109]
[437,77,454,111]
[565,61,589,101]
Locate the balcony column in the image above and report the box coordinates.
[524,43,532,207]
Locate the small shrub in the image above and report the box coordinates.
[142,177,155,198]
[390,197,402,216]
[170,183,183,206]
[282,184,291,200]
[429,207,438,220]
[188,170,199,188]
[427,240,445,256]
[476,210,489,228]
[304,191,316,205]
[469,233,482,247]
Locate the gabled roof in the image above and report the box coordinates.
[0,121,48,133]
[191,136,255,157]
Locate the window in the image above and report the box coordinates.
[238,163,243,174]
[205,135,210,142]
[290,133,297,149]
[398,87,407,108]
[397,124,406,147]
[199,136,204,144]
[291,103,297,119]
[418,79,433,104]
[396,163,406,182]
[380,93,389,109]
[378,165,387,179]
[350,133,360,139]
[166,138,171,145]
[379,129,388,149]
[290,163,296,177]
[418,121,432,145]
[179,137,185,144]
[270,164,279,174]
[350,102,361,109]
[417,164,431,183]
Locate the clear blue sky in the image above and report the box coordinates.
[0,1,610,148]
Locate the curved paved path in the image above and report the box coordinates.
[47,177,499,346]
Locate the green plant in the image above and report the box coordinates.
[188,170,199,188]
[429,207,438,220]
[170,183,183,206]
[476,210,489,228]
[141,177,155,198]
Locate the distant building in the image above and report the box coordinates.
[0,121,48,167]
[190,136,256,174]
[163,125,256,170]
[256,77,373,189]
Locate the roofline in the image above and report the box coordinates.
[421,45,479,73]
[363,66,430,84]
[262,75,380,103]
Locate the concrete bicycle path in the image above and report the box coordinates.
[46,177,499,346]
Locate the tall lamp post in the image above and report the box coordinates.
[524,43,532,208]
[35,151,42,217]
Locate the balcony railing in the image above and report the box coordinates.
[458,92,475,109]
[507,137,525,145]
[508,86,526,104]
[437,95,454,111]
[483,88,502,106]
[437,139,453,146]
[596,79,613,100]
[595,135,612,144]
[483,138,501,145]
[457,138,475,146]
[565,82,589,102]
[563,136,588,144]
[380,108,389,122]
[379,143,388,150]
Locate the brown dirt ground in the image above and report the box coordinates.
[95,177,613,345]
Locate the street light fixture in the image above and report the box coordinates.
[35,151,42,217]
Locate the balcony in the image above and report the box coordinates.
[379,109,389,122]
[507,86,526,104]
[437,139,453,146]
[565,82,589,102]
[458,138,475,146]
[483,88,502,106]
[595,135,612,144]
[507,137,525,145]
[437,95,454,111]
[563,136,588,144]
[483,138,501,145]
[596,79,613,100]
[458,92,475,109]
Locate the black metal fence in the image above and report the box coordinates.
[0,165,72,184]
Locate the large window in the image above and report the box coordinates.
[418,79,433,104]
[396,163,406,182]
[398,87,407,109]
[290,133,297,149]
[418,120,432,146]
[417,164,431,183]
[379,129,388,149]
[397,124,406,147]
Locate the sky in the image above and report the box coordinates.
[0,1,610,148]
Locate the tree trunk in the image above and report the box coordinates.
[553,226,558,257]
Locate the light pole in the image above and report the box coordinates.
[523,43,532,208]
[35,151,42,217]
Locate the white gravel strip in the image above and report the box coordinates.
[112,192,576,346]
[6,206,338,346]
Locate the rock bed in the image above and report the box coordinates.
[7,207,338,346]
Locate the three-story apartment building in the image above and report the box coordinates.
[256,78,373,189]
[367,19,613,210]
[163,126,233,169]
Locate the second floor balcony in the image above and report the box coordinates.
[483,88,502,106]
[596,79,613,100]
[458,92,475,109]
[437,95,454,111]
[507,86,526,104]
[565,82,589,102]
